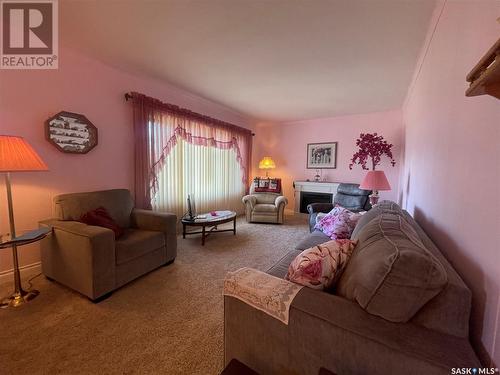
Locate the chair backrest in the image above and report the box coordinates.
[334,183,371,212]
[54,189,134,228]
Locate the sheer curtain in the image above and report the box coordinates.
[153,138,245,215]
[129,92,252,218]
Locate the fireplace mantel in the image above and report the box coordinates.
[293,181,340,213]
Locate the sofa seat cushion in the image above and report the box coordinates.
[267,249,302,278]
[115,229,165,265]
[336,213,448,323]
[295,230,331,251]
[253,203,278,213]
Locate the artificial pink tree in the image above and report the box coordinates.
[349,133,395,205]
[349,133,395,171]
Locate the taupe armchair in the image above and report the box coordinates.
[39,189,176,301]
[242,183,288,224]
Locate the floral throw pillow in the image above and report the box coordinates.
[286,239,357,290]
[314,205,361,240]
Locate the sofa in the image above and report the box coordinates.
[224,201,480,374]
[39,189,177,301]
[242,182,288,224]
[307,182,371,232]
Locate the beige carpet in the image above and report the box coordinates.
[0,213,308,375]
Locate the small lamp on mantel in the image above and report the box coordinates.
[359,170,391,206]
[0,135,48,308]
[258,156,276,178]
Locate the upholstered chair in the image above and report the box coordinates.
[307,183,372,232]
[242,182,288,224]
[39,189,176,301]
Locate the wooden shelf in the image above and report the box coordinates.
[466,37,500,99]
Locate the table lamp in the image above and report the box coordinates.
[0,135,48,307]
[359,170,391,206]
[258,157,275,178]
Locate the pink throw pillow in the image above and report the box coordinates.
[286,239,357,290]
[314,205,361,240]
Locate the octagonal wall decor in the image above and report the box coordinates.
[45,111,98,154]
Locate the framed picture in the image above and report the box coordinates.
[45,111,98,154]
[306,142,337,169]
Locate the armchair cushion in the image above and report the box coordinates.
[115,229,165,265]
[54,189,134,228]
[255,193,280,204]
[253,204,278,213]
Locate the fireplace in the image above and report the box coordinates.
[299,191,333,213]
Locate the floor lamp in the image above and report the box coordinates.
[0,135,48,307]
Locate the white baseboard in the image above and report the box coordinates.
[0,262,42,285]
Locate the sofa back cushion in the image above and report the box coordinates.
[336,213,448,322]
[350,200,403,239]
[54,189,134,228]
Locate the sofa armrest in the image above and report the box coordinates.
[306,202,334,214]
[225,287,480,374]
[38,219,115,300]
[242,195,257,209]
[274,195,288,207]
[131,209,176,234]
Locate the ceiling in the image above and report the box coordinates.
[60,0,437,122]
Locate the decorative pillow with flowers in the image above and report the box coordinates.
[314,205,361,240]
[286,239,357,290]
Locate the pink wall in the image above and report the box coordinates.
[401,0,500,366]
[0,46,254,273]
[253,110,403,210]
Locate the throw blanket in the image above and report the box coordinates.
[223,267,303,324]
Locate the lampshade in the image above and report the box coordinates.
[359,170,391,191]
[0,135,48,172]
[258,157,276,169]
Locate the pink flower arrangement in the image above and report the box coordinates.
[349,133,396,171]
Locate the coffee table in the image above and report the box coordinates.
[181,210,236,246]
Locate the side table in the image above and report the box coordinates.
[0,227,51,308]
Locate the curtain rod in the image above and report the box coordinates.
[124,92,255,136]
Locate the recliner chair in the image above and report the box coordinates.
[242,181,288,224]
[307,183,371,232]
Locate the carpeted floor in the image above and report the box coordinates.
[0,213,308,375]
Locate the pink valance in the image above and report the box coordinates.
[129,92,253,209]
